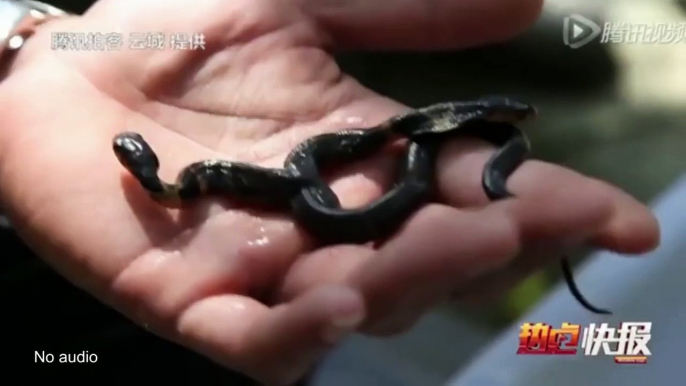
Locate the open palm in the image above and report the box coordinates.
[0,0,659,384]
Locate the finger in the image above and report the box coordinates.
[460,181,620,305]
[353,181,611,335]
[351,190,610,335]
[347,204,520,335]
[278,204,518,333]
[303,0,544,50]
[280,184,610,335]
[279,244,375,302]
[436,139,660,254]
[177,285,365,386]
[454,242,574,305]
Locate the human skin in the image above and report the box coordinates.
[0,0,659,384]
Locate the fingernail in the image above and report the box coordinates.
[321,291,365,344]
[321,313,364,345]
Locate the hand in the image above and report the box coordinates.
[0,0,658,384]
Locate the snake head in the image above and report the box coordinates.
[112,132,167,196]
[476,96,538,123]
[112,132,159,170]
[113,132,181,199]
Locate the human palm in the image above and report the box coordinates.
[0,0,659,384]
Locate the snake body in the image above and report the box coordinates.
[112,96,611,315]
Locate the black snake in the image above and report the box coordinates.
[112,96,610,315]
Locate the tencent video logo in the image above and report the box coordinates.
[563,14,601,48]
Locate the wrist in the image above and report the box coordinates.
[0,1,70,227]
